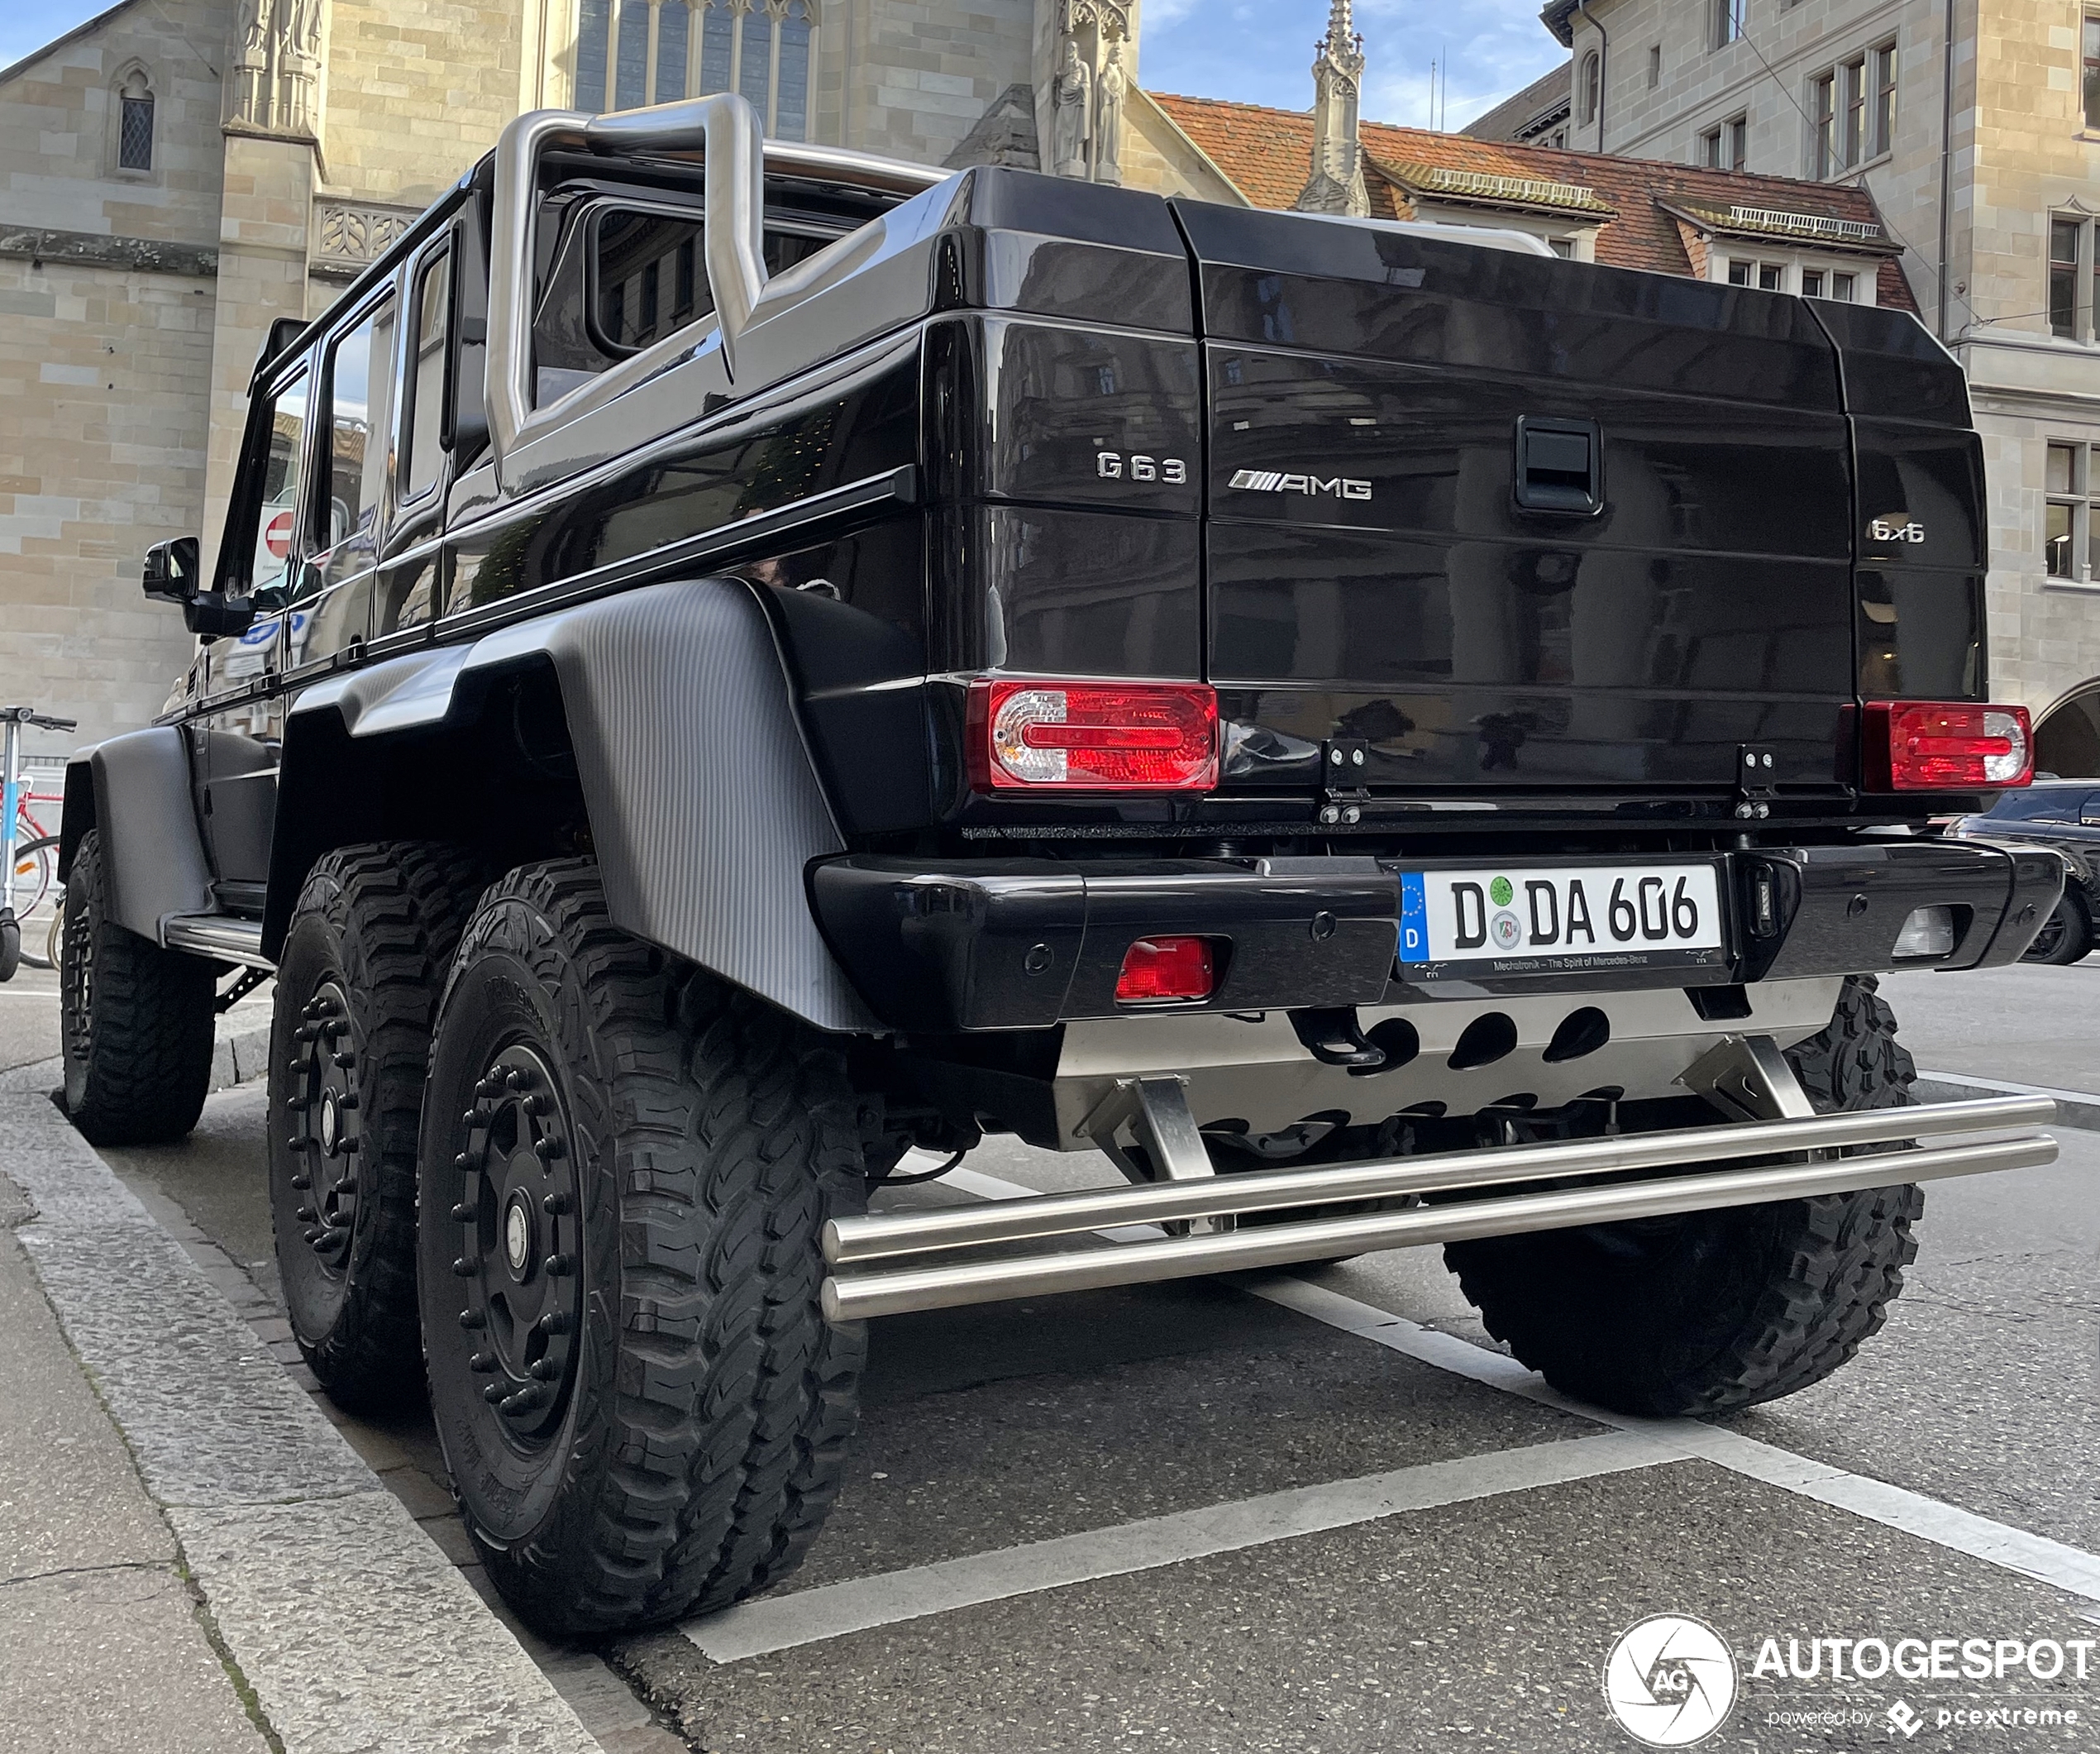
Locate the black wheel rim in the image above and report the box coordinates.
[2026,909,2067,961]
[448,1044,582,1448]
[284,982,364,1274]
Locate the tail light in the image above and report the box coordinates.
[1863,701,2033,791]
[1114,936,1217,1004]
[968,679,1218,792]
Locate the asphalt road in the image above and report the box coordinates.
[89,963,2100,1752]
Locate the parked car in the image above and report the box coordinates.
[1952,779,2100,962]
[61,92,2061,1637]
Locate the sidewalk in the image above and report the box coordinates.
[0,1021,611,1754]
[0,1173,267,1754]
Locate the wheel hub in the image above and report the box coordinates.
[451,1044,581,1444]
[285,984,361,1273]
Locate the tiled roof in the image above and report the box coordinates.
[1461,61,1573,143]
[1148,92,1917,314]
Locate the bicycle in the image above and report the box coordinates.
[0,707,79,980]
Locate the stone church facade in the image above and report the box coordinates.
[0,0,1239,747]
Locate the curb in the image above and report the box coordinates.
[0,1077,602,1752]
[1915,1070,2100,1135]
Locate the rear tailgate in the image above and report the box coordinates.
[1172,203,1860,798]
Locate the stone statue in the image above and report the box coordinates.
[1051,36,1091,179]
[1093,44,1126,185]
[230,0,272,125]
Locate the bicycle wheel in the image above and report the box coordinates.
[12,834,62,969]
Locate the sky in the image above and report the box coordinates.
[0,0,1568,134]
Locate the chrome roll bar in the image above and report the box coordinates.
[484,94,950,485]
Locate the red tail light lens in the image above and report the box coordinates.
[1864,700,2033,791]
[1114,937,1216,1004]
[968,679,1219,792]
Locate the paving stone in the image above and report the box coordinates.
[0,1565,270,1754]
[170,1491,599,1754]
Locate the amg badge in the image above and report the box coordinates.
[1229,469,1372,500]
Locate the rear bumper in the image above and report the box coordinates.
[810,837,2061,1032]
[822,1092,2058,1319]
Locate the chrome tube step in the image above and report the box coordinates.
[161,913,273,970]
[822,1097,2059,1321]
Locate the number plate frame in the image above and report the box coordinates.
[1392,857,1735,987]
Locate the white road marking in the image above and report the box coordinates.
[900,1161,2100,1613]
[685,1429,1675,1662]
[1249,1274,2100,1608]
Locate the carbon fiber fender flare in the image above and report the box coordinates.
[58,728,215,943]
[269,578,882,1033]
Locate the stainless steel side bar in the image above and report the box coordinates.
[162,914,273,970]
[824,1095,2054,1266]
[822,1130,2058,1321]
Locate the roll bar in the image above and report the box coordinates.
[484,93,949,483]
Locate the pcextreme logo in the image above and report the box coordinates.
[1227,468,1372,499]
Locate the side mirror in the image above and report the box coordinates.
[183,591,258,639]
[141,536,200,602]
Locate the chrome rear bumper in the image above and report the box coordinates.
[822,1093,2057,1321]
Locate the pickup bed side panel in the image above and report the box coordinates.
[272,580,881,1033]
[62,729,215,941]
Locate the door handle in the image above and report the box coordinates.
[1514,416,1603,516]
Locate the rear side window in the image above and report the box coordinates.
[319,297,397,574]
[594,208,709,351]
[401,251,450,502]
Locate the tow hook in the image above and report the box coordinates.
[1289,1006,1386,1068]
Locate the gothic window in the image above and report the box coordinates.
[570,0,815,140]
[116,69,154,172]
[1578,52,1599,127]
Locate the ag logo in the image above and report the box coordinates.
[1869,514,1926,545]
[1602,1615,1738,1747]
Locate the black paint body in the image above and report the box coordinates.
[147,153,2039,1046]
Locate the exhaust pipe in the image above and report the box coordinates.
[822,1096,2057,1321]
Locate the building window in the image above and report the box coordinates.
[1715,0,1744,48]
[1579,51,1600,126]
[1648,44,1662,88]
[573,0,814,138]
[1832,270,1856,300]
[1802,268,1824,297]
[1725,260,1859,299]
[2051,216,2100,342]
[1727,258,1785,290]
[2045,442,2099,581]
[2086,15,2100,131]
[1701,113,1747,169]
[1813,41,1895,176]
[116,70,153,171]
[1547,237,1576,258]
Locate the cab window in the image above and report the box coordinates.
[529,192,835,408]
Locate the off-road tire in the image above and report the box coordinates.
[1444,975,1922,1417]
[60,829,215,1145]
[418,858,868,1637]
[269,843,487,1411]
[2021,891,2093,965]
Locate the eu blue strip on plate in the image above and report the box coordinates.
[1397,871,1427,965]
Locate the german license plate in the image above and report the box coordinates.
[1396,863,1727,979]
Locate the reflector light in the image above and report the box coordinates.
[1864,701,2033,791]
[1114,937,1217,1004]
[968,680,1219,791]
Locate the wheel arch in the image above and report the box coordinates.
[58,728,215,940]
[265,576,880,1033]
